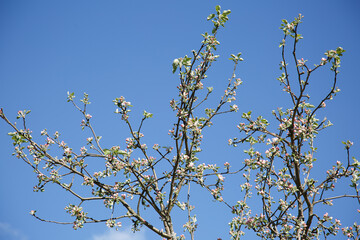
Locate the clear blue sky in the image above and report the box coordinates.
[0,1,359,240]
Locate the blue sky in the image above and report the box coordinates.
[0,1,359,239]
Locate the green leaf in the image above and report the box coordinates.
[223,10,231,16]
[118,150,127,156]
[67,92,75,100]
[241,111,252,119]
[172,59,179,73]
[182,55,192,66]
[103,149,111,155]
[304,103,315,108]
[215,5,221,13]
[143,110,153,119]
[207,13,215,21]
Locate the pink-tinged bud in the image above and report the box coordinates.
[217,174,225,182]
[64,147,72,155]
[46,137,55,144]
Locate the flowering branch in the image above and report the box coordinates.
[0,5,244,240]
[228,14,359,240]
